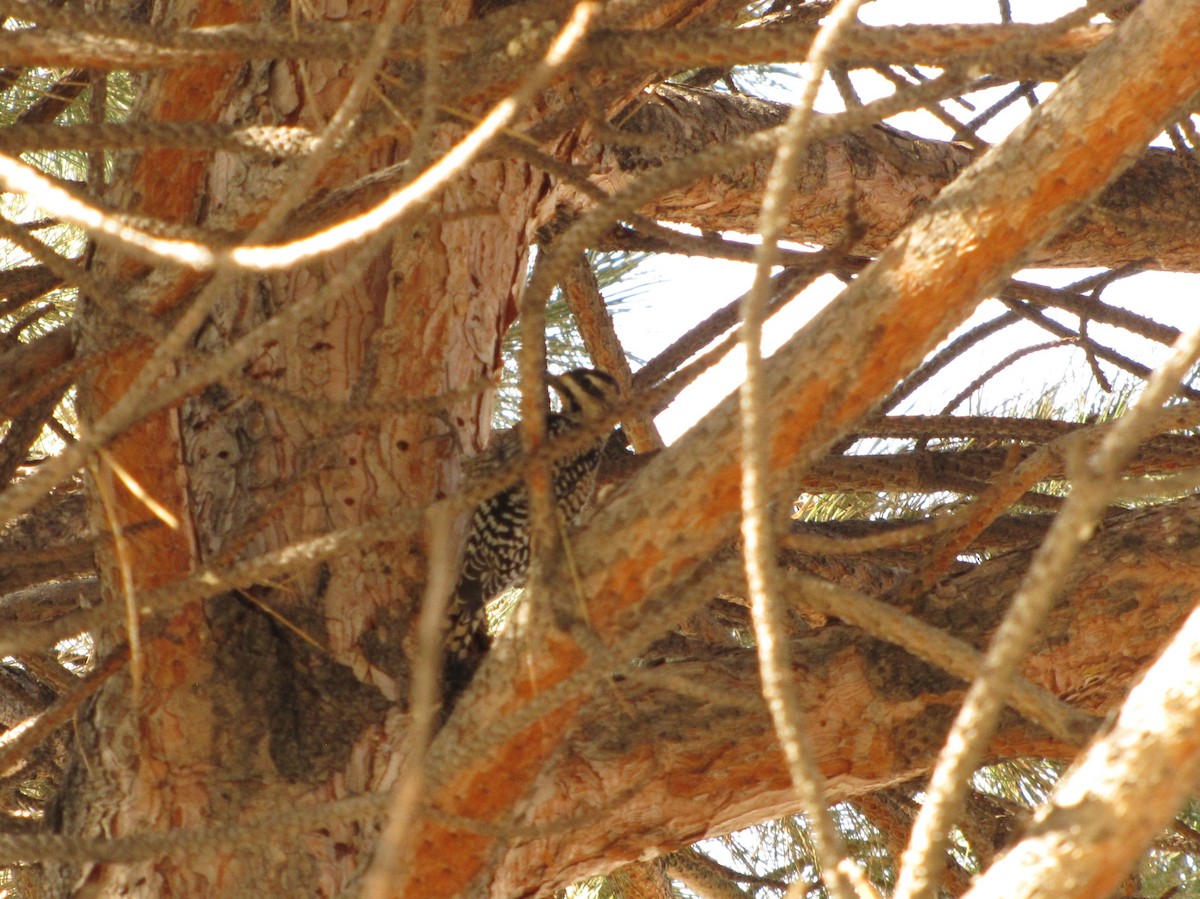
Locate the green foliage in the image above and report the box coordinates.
[494,250,655,425]
[1143,799,1200,898]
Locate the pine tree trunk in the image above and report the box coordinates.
[62,0,555,892]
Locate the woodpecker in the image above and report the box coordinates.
[441,368,622,710]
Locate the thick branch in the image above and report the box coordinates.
[579,86,1200,273]
[962,602,1200,899]
[486,496,1200,895]
[799,438,1200,495]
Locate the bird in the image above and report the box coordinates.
[441,368,622,712]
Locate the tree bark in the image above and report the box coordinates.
[64,0,537,892]
[60,0,734,895]
[578,85,1200,273]
[484,496,1200,895]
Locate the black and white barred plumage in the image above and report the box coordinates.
[442,369,621,708]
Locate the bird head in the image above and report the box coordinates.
[548,368,621,419]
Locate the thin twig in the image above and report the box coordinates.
[742,4,867,898]
[0,645,127,779]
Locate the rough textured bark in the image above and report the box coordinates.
[0,18,1113,77]
[59,0,740,896]
[482,496,1200,895]
[962,602,1200,899]
[383,2,1200,893]
[576,85,1200,273]
[64,0,532,893]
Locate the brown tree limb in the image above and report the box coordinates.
[0,495,1189,892]
[961,603,1200,899]
[591,87,1200,273]
[0,16,1109,80]
[482,495,1200,895]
